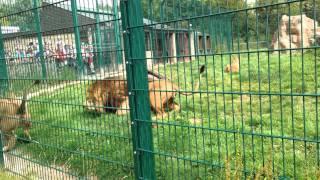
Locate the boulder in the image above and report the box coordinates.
[271,14,319,52]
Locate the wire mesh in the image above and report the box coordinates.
[0,0,319,179]
[0,0,132,179]
[139,0,320,179]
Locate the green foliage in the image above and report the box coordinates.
[303,0,320,22]
[141,0,244,21]
[142,0,318,42]
[254,0,303,40]
[0,0,34,31]
[0,170,20,180]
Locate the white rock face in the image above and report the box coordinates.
[271,14,319,51]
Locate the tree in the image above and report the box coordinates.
[254,0,319,43]
[0,0,35,31]
[141,0,246,30]
[303,0,320,23]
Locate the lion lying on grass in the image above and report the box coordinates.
[84,65,206,118]
[224,56,240,73]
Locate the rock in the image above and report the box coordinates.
[271,14,319,52]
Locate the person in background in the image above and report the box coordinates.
[44,41,55,60]
[55,39,67,72]
[16,46,25,63]
[81,43,87,74]
[14,48,21,62]
[81,42,95,75]
[34,42,41,60]
[87,44,95,74]
[26,42,34,62]
[5,50,14,63]
[65,44,77,69]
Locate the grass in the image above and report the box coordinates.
[9,50,320,179]
[7,64,78,97]
[0,170,21,180]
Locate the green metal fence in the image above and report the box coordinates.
[0,0,320,179]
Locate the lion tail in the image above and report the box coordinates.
[17,80,40,115]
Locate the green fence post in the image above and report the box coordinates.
[113,0,123,65]
[33,0,47,80]
[120,0,155,179]
[71,0,84,78]
[160,1,168,63]
[94,0,103,73]
[0,24,7,164]
[0,25,8,97]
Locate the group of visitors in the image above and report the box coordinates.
[6,39,96,75]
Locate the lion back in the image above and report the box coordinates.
[148,80,179,111]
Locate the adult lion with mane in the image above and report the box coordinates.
[84,65,206,118]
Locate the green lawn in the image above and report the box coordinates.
[0,170,20,180]
[13,50,320,179]
[8,65,77,97]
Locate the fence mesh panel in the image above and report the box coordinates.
[0,0,319,179]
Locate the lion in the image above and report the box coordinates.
[0,80,39,152]
[224,56,240,73]
[84,65,206,118]
[148,80,183,118]
[0,92,32,152]
[85,77,129,115]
